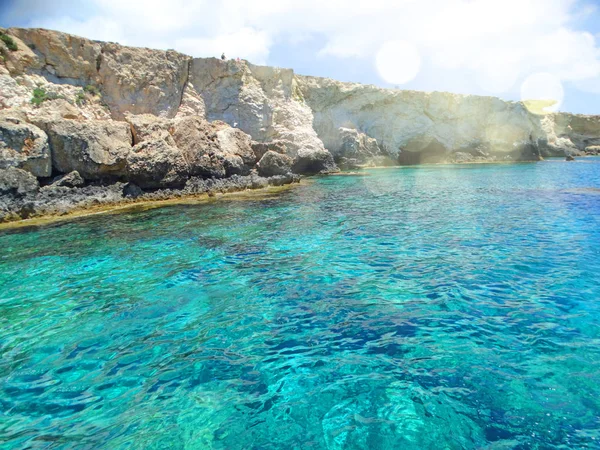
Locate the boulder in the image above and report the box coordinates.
[50,170,84,188]
[257,150,293,177]
[215,127,256,176]
[125,113,175,145]
[251,140,288,161]
[126,139,189,188]
[292,147,337,175]
[0,167,39,195]
[566,155,575,161]
[123,182,143,198]
[336,127,383,167]
[0,117,51,177]
[171,116,221,173]
[45,119,132,179]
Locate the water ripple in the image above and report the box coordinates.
[1,161,600,448]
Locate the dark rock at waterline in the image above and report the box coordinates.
[50,170,85,188]
[292,148,337,175]
[566,155,575,161]
[123,182,143,198]
[0,172,301,223]
[257,151,293,177]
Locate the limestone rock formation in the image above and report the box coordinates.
[189,58,335,172]
[335,127,392,168]
[257,150,293,177]
[296,76,556,163]
[0,26,599,222]
[45,119,132,179]
[215,127,257,176]
[0,117,50,176]
[251,141,287,161]
[0,167,39,195]
[292,147,336,174]
[127,139,189,188]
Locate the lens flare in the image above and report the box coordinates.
[376,40,421,85]
[520,72,564,115]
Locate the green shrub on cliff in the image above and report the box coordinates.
[0,33,18,52]
[75,90,87,106]
[31,87,67,106]
[83,84,101,96]
[75,85,101,106]
[31,87,48,106]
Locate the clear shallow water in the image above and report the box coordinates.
[2,160,600,449]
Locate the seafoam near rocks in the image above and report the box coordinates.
[0,27,599,221]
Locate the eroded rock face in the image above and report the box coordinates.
[46,119,132,179]
[296,76,553,162]
[335,127,387,168]
[8,28,100,80]
[251,140,287,161]
[0,117,51,177]
[122,115,258,186]
[215,127,257,176]
[127,139,189,188]
[0,167,39,195]
[189,58,336,171]
[99,45,190,120]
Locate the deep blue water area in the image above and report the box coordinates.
[2,159,600,449]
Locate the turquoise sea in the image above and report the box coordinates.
[2,160,600,449]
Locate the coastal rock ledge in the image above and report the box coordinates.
[1,27,599,222]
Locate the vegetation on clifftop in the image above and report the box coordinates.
[0,32,18,51]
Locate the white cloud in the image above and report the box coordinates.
[14,0,600,99]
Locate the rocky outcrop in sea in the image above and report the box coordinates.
[1,27,599,222]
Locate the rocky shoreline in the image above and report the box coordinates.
[0,163,306,222]
[0,168,302,225]
[1,27,600,224]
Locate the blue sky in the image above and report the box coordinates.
[2,0,600,114]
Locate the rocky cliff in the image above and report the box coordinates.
[1,27,599,222]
